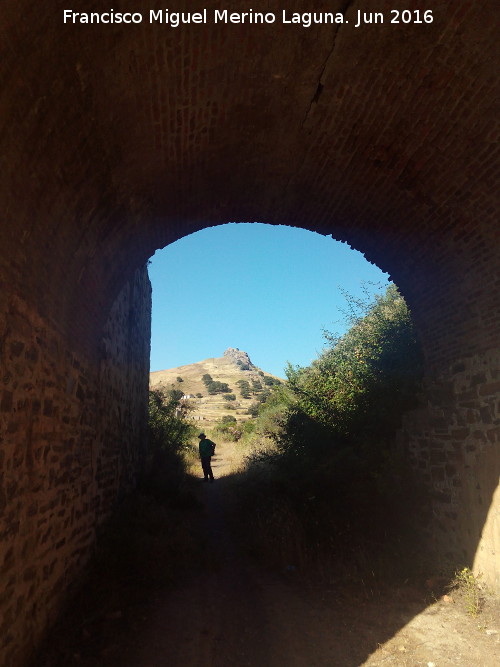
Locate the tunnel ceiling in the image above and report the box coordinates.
[0,0,498,349]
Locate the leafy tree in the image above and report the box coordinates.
[263,376,281,387]
[145,388,196,500]
[244,284,424,495]
[251,380,263,392]
[243,420,256,436]
[148,388,194,456]
[256,389,271,403]
[247,402,260,417]
[221,414,237,424]
[169,388,184,403]
[224,393,237,401]
[215,414,242,441]
[176,376,183,383]
[237,379,251,398]
[206,380,231,395]
[237,285,425,579]
[285,284,423,441]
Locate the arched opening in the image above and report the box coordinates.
[0,1,498,663]
[146,221,426,580]
[31,222,497,666]
[1,216,498,666]
[148,223,392,376]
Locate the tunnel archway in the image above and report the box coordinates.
[0,1,498,664]
[147,222,394,376]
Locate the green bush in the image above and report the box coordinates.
[285,284,423,441]
[221,415,237,423]
[243,420,256,436]
[237,285,425,576]
[206,380,231,394]
[256,389,271,403]
[237,380,251,398]
[263,376,281,387]
[247,402,260,417]
[144,388,197,501]
[214,414,242,441]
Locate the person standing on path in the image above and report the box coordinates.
[198,432,216,482]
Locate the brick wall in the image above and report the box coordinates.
[0,0,498,662]
[0,267,151,667]
[400,348,499,589]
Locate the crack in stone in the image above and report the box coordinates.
[301,0,356,127]
[281,0,356,211]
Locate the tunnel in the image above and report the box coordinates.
[0,1,498,664]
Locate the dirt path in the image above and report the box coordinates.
[38,442,500,667]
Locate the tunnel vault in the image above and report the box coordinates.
[0,1,499,664]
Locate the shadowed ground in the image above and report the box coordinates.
[36,442,500,667]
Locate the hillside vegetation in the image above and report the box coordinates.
[147,285,426,579]
[234,284,426,579]
[150,348,282,427]
[39,292,498,666]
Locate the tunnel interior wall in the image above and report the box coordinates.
[0,1,498,663]
[399,347,499,589]
[392,229,500,591]
[0,266,151,667]
[0,235,498,667]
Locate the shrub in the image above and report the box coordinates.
[263,376,281,387]
[214,414,242,441]
[221,415,237,423]
[285,284,423,440]
[448,567,484,617]
[243,420,256,435]
[144,388,197,501]
[247,402,260,417]
[237,284,425,576]
[237,380,251,398]
[206,380,231,394]
[256,389,271,403]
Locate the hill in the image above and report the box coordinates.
[149,348,283,427]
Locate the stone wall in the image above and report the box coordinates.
[0,0,498,662]
[0,267,151,667]
[400,348,500,590]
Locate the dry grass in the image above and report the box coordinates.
[150,352,283,429]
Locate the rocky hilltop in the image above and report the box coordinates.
[150,348,282,425]
[223,347,255,370]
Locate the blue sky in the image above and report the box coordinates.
[148,223,390,378]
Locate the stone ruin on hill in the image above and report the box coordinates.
[223,347,255,370]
